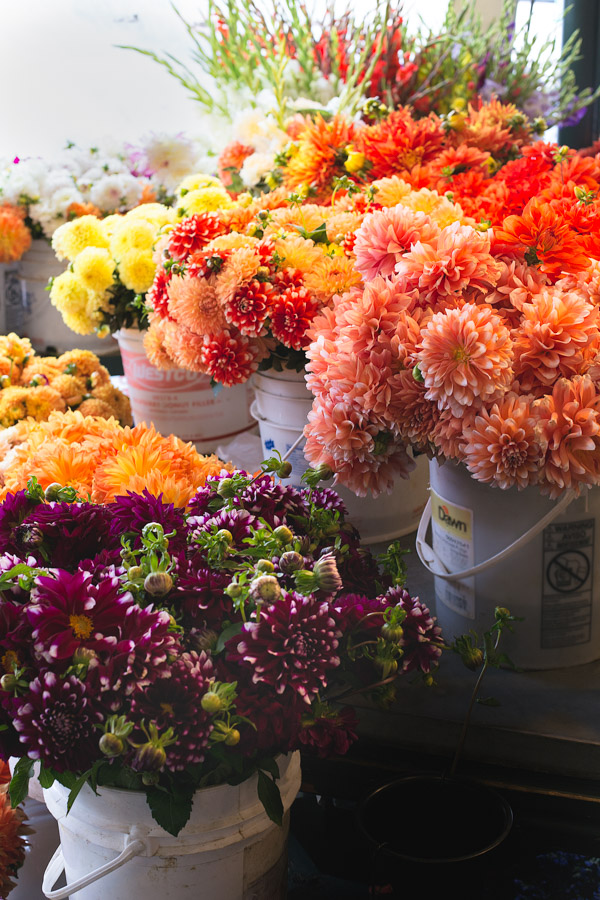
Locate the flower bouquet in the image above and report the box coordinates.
[0,760,31,897]
[1,462,442,841]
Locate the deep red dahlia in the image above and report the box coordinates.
[173,557,232,629]
[229,674,304,756]
[225,280,274,337]
[27,570,136,663]
[12,671,102,773]
[129,651,214,771]
[227,592,341,703]
[168,213,224,261]
[270,290,319,350]
[200,329,259,386]
[297,703,358,758]
[146,268,173,319]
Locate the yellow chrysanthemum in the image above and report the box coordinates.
[72,246,115,293]
[125,204,176,229]
[0,334,33,367]
[109,219,156,258]
[51,215,109,262]
[0,387,28,428]
[176,173,222,196]
[206,233,259,252]
[117,249,156,294]
[98,214,123,241]
[49,271,91,316]
[60,303,101,336]
[24,386,67,420]
[176,186,234,217]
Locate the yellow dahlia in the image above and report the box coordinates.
[117,248,156,293]
[72,246,115,293]
[51,215,109,261]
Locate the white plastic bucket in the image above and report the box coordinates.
[250,371,428,543]
[116,328,256,452]
[42,752,301,900]
[416,458,600,670]
[19,239,118,356]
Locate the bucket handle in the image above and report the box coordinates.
[42,836,147,899]
[416,488,575,581]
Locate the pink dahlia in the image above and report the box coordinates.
[333,275,417,358]
[389,368,439,451]
[354,206,439,281]
[163,322,206,372]
[227,591,341,703]
[462,393,546,489]
[535,375,600,497]
[130,651,214,771]
[12,671,102,773]
[396,222,500,306]
[417,303,514,416]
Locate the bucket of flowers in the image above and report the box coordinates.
[0,456,442,899]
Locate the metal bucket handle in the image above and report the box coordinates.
[42,833,148,899]
[416,489,575,581]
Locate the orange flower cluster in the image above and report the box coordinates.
[303,181,600,498]
[0,411,231,505]
[0,336,131,428]
[0,204,31,263]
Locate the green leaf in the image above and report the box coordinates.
[9,758,34,808]
[257,770,283,827]
[215,620,243,654]
[257,756,280,780]
[38,766,56,790]
[66,769,93,813]
[145,784,194,837]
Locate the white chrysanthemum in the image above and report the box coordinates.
[89,173,143,212]
[239,151,277,188]
[141,133,199,190]
[29,187,84,236]
[233,108,287,154]
[0,160,45,204]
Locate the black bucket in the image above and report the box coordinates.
[356,775,513,894]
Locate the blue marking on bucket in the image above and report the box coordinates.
[264,439,275,450]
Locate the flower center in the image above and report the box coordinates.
[452,346,471,363]
[1,649,19,673]
[160,702,175,716]
[69,614,94,640]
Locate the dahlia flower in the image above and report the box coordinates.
[354,205,439,281]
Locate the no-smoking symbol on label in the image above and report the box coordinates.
[546,551,590,593]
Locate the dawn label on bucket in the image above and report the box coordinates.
[430,489,475,619]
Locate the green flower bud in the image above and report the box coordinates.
[250,575,281,603]
[224,728,241,746]
[215,529,233,545]
[133,742,167,771]
[0,673,18,692]
[143,572,174,597]
[216,478,237,498]
[273,525,293,544]
[201,691,222,714]
[279,551,304,575]
[225,582,244,599]
[99,732,126,758]
[127,566,143,580]
[44,483,63,502]
[142,771,160,786]
[255,558,275,573]
[278,461,293,478]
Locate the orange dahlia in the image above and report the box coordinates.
[495,197,591,279]
[283,115,358,196]
[462,393,546,490]
[0,775,31,898]
[0,204,31,263]
[512,289,599,391]
[417,303,513,416]
[356,108,445,181]
[167,274,226,335]
[217,141,254,189]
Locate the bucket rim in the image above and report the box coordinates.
[355,773,513,864]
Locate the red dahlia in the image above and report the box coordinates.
[227,591,341,703]
[147,268,173,319]
[270,289,319,350]
[225,279,274,337]
[168,213,224,262]
[201,330,259,386]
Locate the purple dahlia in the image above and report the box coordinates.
[385,587,443,674]
[227,591,341,703]
[107,490,187,555]
[172,555,232,629]
[12,671,102,773]
[129,651,214,771]
[23,502,113,569]
[27,570,137,663]
[0,491,41,559]
[190,507,261,547]
[296,704,358,758]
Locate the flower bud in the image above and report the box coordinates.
[127,566,143,580]
[188,628,218,653]
[344,149,365,174]
[44,483,63,502]
[133,742,167,772]
[13,524,44,548]
[225,582,244,599]
[201,691,222,714]
[215,529,233,545]
[382,622,404,643]
[313,463,333,481]
[99,732,126,758]
[0,375,10,388]
[142,772,160,786]
[250,575,281,603]
[216,478,237,498]
[256,558,275,573]
[277,461,293,478]
[224,728,241,746]
[313,554,343,594]
[72,646,97,665]
[0,673,18,692]
[273,525,293,544]
[462,647,484,671]
[279,551,304,575]
[144,572,174,596]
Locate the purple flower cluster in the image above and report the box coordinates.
[0,475,444,809]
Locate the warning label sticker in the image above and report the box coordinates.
[542,519,594,648]
[430,489,475,619]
